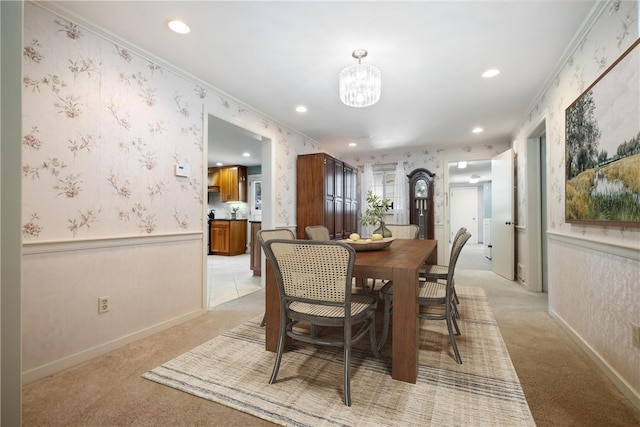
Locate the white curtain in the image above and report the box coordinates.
[393,161,408,224]
[361,164,375,236]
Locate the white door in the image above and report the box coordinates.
[450,187,478,244]
[491,149,515,280]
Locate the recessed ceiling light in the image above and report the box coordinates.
[295,105,308,113]
[472,127,484,133]
[168,20,190,34]
[216,162,223,166]
[457,161,467,169]
[348,142,357,147]
[242,152,250,157]
[482,69,500,78]
[469,174,480,184]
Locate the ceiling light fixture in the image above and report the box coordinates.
[469,174,480,184]
[472,127,484,133]
[295,105,308,113]
[457,161,467,169]
[339,49,381,108]
[168,20,190,34]
[482,69,500,78]
[348,142,357,147]
[242,152,250,157]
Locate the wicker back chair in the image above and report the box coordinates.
[262,238,380,406]
[305,225,331,241]
[379,231,472,364]
[421,227,468,314]
[256,229,295,327]
[385,224,419,239]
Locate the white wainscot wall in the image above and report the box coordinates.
[548,237,640,406]
[22,235,204,382]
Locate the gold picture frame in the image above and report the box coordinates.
[565,38,640,227]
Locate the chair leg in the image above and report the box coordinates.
[260,313,266,327]
[451,307,461,336]
[360,278,368,293]
[269,318,287,384]
[343,327,352,406]
[369,317,381,358]
[445,303,462,364]
[378,298,392,351]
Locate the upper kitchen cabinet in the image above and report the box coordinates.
[208,165,247,202]
[296,153,358,240]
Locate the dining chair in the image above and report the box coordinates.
[256,228,296,327]
[262,238,380,406]
[305,225,331,241]
[378,230,472,364]
[385,224,419,239]
[364,224,419,293]
[421,227,467,316]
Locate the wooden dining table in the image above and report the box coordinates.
[263,238,438,384]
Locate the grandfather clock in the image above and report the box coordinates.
[408,168,435,239]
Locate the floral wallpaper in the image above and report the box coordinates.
[22,5,204,241]
[22,3,323,242]
[513,0,639,245]
[342,142,509,225]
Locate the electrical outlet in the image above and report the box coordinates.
[98,296,110,314]
[632,323,640,349]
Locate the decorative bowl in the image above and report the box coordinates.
[341,237,395,252]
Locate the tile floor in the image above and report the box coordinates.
[206,253,262,308]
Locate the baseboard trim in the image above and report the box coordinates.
[549,308,640,411]
[22,308,206,384]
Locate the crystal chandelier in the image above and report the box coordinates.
[339,49,381,108]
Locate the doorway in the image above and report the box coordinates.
[445,160,493,269]
[205,115,271,308]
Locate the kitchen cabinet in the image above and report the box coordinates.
[296,153,358,240]
[250,221,261,276]
[207,165,247,202]
[209,219,247,256]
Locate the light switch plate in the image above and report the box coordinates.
[175,164,189,177]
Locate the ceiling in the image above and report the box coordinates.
[53,1,596,177]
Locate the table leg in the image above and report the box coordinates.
[265,261,292,352]
[264,261,280,352]
[391,266,419,383]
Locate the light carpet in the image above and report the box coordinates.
[143,287,535,426]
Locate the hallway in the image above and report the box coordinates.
[457,243,492,270]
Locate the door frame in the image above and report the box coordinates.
[203,112,274,308]
[523,116,546,292]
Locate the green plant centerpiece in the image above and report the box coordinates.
[360,190,393,237]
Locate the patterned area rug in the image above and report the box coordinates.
[143,287,535,426]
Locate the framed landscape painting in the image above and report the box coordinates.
[565,38,640,227]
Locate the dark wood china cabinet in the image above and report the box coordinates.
[296,153,358,240]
